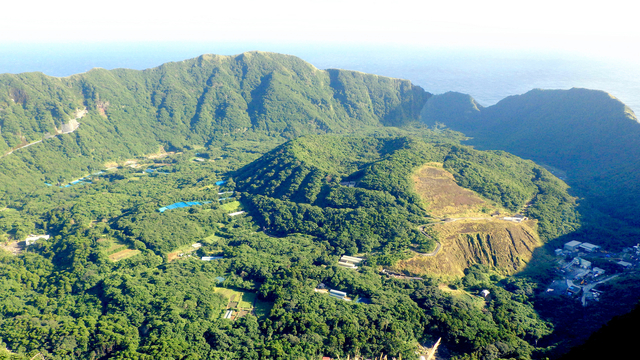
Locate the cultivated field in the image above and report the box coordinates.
[108,249,141,262]
[214,288,272,320]
[99,238,141,262]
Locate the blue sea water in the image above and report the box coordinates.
[1,42,638,115]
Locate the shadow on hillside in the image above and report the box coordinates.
[516,227,640,359]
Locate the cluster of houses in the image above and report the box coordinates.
[546,240,640,301]
[559,240,635,270]
[338,255,364,269]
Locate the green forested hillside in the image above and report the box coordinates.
[1,53,638,360]
[0,51,429,207]
[235,135,579,256]
[0,131,577,360]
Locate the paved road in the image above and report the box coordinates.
[2,110,84,158]
[580,274,620,306]
[416,225,442,257]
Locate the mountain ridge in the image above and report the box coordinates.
[0,51,430,205]
[1,51,639,360]
[422,87,640,235]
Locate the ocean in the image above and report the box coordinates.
[1,42,638,115]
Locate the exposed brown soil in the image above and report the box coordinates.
[167,252,180,262]
[108,249,140,262]
[167,246,197,263]
[412,164,489,217]
[393,219,540,277]
[0,241,23,255]
[97,100,109,117]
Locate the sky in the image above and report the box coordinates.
[1,0,639,113]
[2,0,639,59]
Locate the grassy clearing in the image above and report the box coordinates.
[238,292,256,308]
[0,240,23,255]
[167,243,200,262]
[220,201,240,212]
[202,233,222,245]
[108,249,141,262]
[100,238,140,262]
[439,284,485,309]
[214,288,252,307]
[98,238,127,255]
[412,164,504,218]
[213,287,271,320]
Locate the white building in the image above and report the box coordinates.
[564,241,582,252]
[579,243,601,252]
[329,289,347,299]
[25,234,50,246]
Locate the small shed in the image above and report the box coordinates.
[338,261,358,269]
[329,289,347,299]
[202,256,224,261]
[340,255,364,264]
[555,249,563,256]
[480,289,490,298]
[564,241,582,252]
[617,261,633,268]
[592,267,606,276]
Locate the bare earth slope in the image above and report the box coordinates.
[394,163,541,276]
[395,219,540,277]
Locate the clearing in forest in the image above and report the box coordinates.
[167,243,202,262]
[393,219,540,277]
[412,163,503,218]
[213,288,272,320]
[438,284,486,309]
[220,201,241,212]
[0,240,23,255]
[108,249,141,262]
[99,238,141,262]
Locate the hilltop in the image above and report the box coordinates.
[234,135,579,274]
